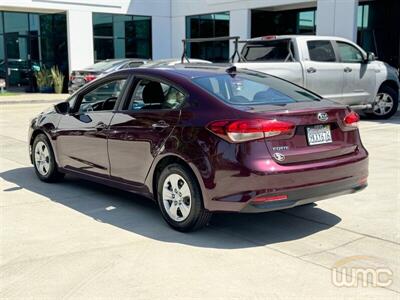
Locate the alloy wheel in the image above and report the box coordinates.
[372,92,394,116]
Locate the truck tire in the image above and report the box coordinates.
[365,85,399,119]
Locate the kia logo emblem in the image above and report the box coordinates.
[273,153,285,161]
[317,112,329,122]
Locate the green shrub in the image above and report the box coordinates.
[34,66,53,91]
[51,66,65,94]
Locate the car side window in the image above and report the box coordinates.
[77,79,126,113]
[337,41,364,63]
[127,79,185,110]
[307,40,336,62]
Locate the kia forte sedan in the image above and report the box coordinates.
[29,66,368,231]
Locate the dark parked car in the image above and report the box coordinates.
[68,58,148,93]
[29,66,368,231]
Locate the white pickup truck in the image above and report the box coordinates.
[234,35,399,119]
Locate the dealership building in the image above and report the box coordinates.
[0,0,398,91]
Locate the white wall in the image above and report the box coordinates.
[171,16,185,58]
[316,0,358,41]
[229,9,251,57]
[66,10,94,71]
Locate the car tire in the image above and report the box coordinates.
[157,163,212,232]
[365,85,399,119]
[32,134,64,182]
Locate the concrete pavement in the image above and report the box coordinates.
[0,103,399,299]
[0,93,69,105]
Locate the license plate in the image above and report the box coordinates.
[306,125,332,145]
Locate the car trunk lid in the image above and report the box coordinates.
[235,101,359,164]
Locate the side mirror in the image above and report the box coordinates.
[366,52,375,62]
[54,101,70,114]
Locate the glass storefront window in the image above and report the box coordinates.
[251,8,316,37]
[298,11,315,34]
[93,13,152,61]
[114,15,131,38]
[4,12,29,35]
[0,11,68,91]
[185,12,230,62]
[93,13,113,37]
[29,14,40,35]
[94,38,114,60]
[357,1,399,68]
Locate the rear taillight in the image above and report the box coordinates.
[84,74,97,82]
[207,119,295,143]
[261,35,277,40]
[69,75,75,81]
[344,111,360,128]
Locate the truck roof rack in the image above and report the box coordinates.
[181,36,246,63]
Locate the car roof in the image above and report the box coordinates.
[116,64,251,79]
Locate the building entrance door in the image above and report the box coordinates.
[4,33,34,92]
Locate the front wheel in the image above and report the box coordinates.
[32,134,64,182]
[365,85,399,119]
[157,163,212,232]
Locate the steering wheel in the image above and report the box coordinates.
[102,96,118,110]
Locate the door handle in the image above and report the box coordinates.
[152,120,170,129]
[344,67,352,73]
[95,122,107,130]
[306,67,316,73]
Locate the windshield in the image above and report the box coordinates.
[192,72,320,106]
[241,39,294,62]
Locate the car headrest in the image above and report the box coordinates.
[142,81,164,104]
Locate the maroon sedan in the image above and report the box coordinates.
[29,66,368,231]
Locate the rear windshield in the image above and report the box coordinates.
[241,39,295,62]
[86,60,126,71]
[192,72,320,106]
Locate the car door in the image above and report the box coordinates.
[107,76,185,187]
[302,40,344,102]
[56,75,128,177]
[335,40,376,105]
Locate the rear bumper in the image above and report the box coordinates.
[202,152,368,213]
[240,178,367,213]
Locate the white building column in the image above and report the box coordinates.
[229,9,251,57]
[66,10,94,71]
[316,0,358,42]
[171,16,185,58]
[152,16,172,59]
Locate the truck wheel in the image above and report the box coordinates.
[365,85,399,119]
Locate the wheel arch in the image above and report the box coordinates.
[29,129,59,164]
[30,129,46,147]
[147,154,208,206]
[379,80,399,95]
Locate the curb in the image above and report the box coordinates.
[0,99,63,105]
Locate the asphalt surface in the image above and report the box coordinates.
[0,104,399,299]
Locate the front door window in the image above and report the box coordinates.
[77,79,127,113]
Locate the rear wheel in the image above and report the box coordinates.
[157,163,211,232]
[32,134,64,182]
[365,85,398,119]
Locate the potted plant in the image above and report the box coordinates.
[51,66,65,94]
[34,66,53,93]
